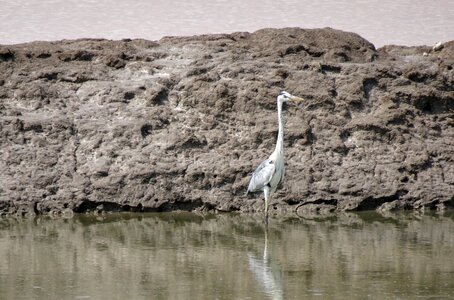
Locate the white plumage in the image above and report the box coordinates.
[246,91,304,222]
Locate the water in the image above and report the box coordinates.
[1,0,453,47]
[1,212,454,299]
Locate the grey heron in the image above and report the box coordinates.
[246,91,304,222]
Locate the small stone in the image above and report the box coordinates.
[433,41,443,51]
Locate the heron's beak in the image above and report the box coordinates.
[290,96,305,102]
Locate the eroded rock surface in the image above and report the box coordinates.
[0,28,453,216]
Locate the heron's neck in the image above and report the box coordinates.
[275,100,284,157]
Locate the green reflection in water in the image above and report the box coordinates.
[1,211,454,300]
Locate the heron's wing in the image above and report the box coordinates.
[247,159,275,193]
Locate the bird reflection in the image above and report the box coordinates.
[247,229,283,300]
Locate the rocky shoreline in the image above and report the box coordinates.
[0,27,453,217]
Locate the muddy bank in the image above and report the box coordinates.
[0,28,453,217]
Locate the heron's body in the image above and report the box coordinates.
[247,149,284,194]
[246,91,304,222]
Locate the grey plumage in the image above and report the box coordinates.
[247,159,276,194]
[246,91,304,222]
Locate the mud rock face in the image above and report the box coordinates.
[0,28,453,216]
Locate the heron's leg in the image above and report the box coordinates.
[263,227,268,260]
[263,186,270,223]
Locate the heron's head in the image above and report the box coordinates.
[277,91,304,103]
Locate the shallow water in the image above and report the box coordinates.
[1,0,453,47]
[1,212,454,299]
